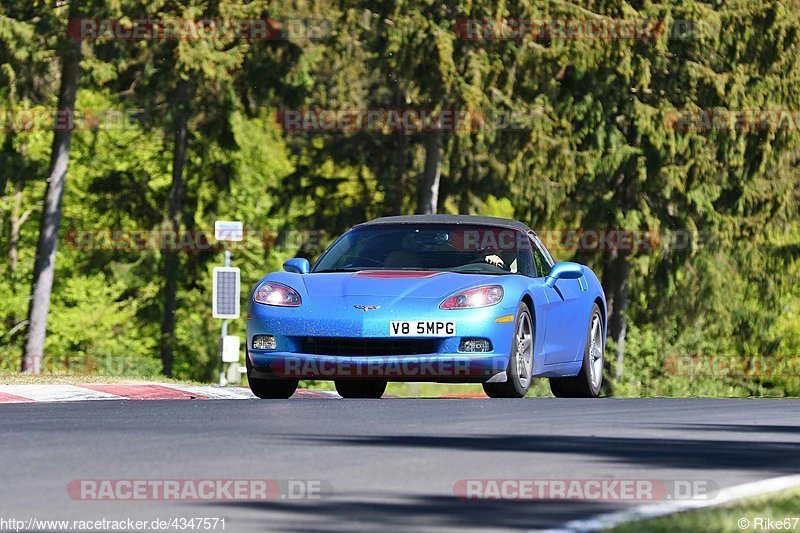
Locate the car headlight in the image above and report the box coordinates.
[253,281,302,307]
[440,285,504,310]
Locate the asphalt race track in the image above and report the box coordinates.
[1,398,799,532]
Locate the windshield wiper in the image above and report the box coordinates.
[451,269,510,275]
[315,267,427,273]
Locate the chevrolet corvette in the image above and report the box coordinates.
[246,215,606,399]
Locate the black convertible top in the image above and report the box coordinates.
[355,214,534,234]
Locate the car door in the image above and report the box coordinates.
[530,235,587,365]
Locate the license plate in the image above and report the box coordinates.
[390,321,456,337]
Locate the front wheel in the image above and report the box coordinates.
[549,303,604,398]
[248,378,299,399]
[334,379,387,399]
[483,302,534,398]
[246,351,299,399]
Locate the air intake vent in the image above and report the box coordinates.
[301,337,439,356]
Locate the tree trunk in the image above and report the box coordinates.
[22,33,81,374]
[387,131,407,216]
[0,134,12,241]
[418,130,443,214]
[9,178,31,274]
[385,88,406,216]
[602,248,631,379]
[159,82,190,377]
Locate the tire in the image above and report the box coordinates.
[483,302,534,398]
[549,303,604,398]
[246,350,299,399]
[334,379,387,398]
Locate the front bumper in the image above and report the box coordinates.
[246,296,516,382]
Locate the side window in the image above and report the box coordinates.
[530,235,553,277]
[516,238,535,277]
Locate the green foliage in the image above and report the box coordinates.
[0,1,797,394]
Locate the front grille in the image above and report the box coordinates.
[301,337,439,356]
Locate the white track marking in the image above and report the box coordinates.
[535,473,800,532]
[0,384,339,402]
[168,385,256,399]
[169,385,340,399]
[0,384,122,402]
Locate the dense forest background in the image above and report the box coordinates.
[1,0,798,396]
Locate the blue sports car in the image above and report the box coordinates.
[246,215,606,399]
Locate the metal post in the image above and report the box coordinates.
[219,250,231,386]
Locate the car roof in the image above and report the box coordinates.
[355,214,535,234]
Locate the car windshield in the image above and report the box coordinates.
[313,224,532,275]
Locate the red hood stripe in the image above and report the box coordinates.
[352,270,441,279]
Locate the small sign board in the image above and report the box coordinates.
[214,220,243,242]
[221,335,241,363]
[213,267,240,319]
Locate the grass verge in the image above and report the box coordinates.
[611,487,800,532]
[299,378,554,398]
[0,371,204,386]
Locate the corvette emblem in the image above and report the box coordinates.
[354,304,380,311]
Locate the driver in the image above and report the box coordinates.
[482,252,505,268]
[477,249,517,272]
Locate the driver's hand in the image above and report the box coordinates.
[484,254,504,268]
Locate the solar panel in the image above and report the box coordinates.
[213,267,240,319]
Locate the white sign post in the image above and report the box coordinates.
[213,221,243,385]
[221,335,241,363]
[214,220,243,242]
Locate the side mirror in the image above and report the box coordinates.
[283,258,310,274]
[545,262,583,287]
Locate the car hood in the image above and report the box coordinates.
[300,270,498,299]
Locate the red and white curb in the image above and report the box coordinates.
[0,384,339,403]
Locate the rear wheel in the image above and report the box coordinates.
[334,380,387,399]
[246,351,299,399]
[549,303,604,398]
[483,302,534,398]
